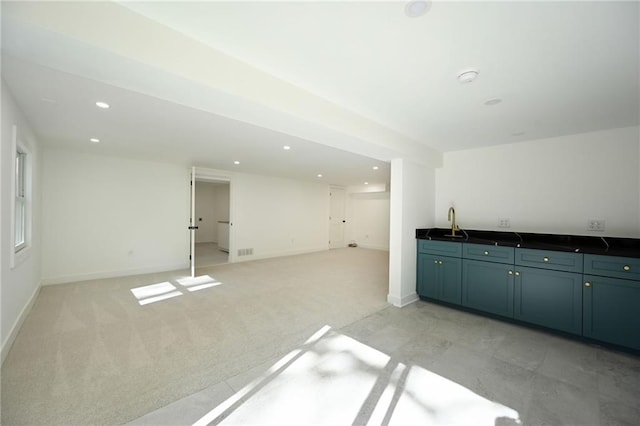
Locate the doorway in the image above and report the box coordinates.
[194,180,230,267]
[189,166,232,275]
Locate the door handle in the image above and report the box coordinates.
[188,226,199,230]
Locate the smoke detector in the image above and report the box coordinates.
[405,1,431,17]
[457,69,479,83]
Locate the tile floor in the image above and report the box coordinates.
[128,300,640,425]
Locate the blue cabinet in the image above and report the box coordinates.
[514,267,583,335]
[513,249,584,335]
[583,275,640,350]
[417,253,439,299]
[416,235,640,352]
[417,241,462,304]
[516,248,583,273]
[584,254,640,281]
[463,243,515,264]
[462,259,514,317]
[583,254,640,350]
[462,244,515,317]
[418,239,463,257]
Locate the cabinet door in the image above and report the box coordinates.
[514,267,582,335]
[417,253,439,299]
[462,259,514,317]
[583,275,640,350]
[417,254,461,304]
[440,256,462,305]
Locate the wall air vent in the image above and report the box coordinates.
[237,248,254,257]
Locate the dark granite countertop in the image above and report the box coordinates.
[416,228,640,258]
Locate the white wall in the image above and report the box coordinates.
[346,188,390,250]
[230,173,329,261]
[41,149,190,284]
[195,182,215,243]
[388,158,436,307]
[1,81,42,363]
[214,184,230,226]
[41,154,330,281]
[435,126,640,237]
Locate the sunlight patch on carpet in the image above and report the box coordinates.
[130,282,183,306]
[177,275,222,292]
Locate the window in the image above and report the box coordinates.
[11,124,31,267]
[15,150,27,252]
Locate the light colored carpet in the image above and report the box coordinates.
[195,242,228,267]
[1,248,390,425]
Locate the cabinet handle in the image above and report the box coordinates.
[623,265,630,271]
[585,282,591,287]
[508,270,513,275]
[543,257,549,262]
[515,271,520,276]
[434,260,438,264]
[484,251,489,255]
[439,260,443,265]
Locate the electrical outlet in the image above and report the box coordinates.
[498,218,511,228]
[587,219,605,231]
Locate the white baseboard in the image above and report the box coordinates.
[41,262,190,286]
[2,282,41,366]
[232,246,328,263]
[387,292,419,307]
[354,243,390,251]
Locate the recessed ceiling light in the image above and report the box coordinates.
[317,174,323,178]
[95,101,110,109]
[283,145,291,150]
[364,182,369,185]
[457,69,479,84]
[89,138,100,143]
[405,0,431,17]
[372,166,379,170]
[484,98,502,106]
[234,161,240,165]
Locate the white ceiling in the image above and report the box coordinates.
[2,1,639,186]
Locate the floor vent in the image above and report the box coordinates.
[237,248,253,257]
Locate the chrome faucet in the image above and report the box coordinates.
[448,207,460,236]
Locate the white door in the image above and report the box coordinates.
[329,187,346,249]
[189,167,197,277]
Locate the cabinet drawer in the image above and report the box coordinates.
[418,240,462,257]
[584,254,640,281]
[463,243,514,264]
[515,248,583,273]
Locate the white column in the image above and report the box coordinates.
[388,158,436,307]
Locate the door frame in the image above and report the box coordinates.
[189,167,233,275]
